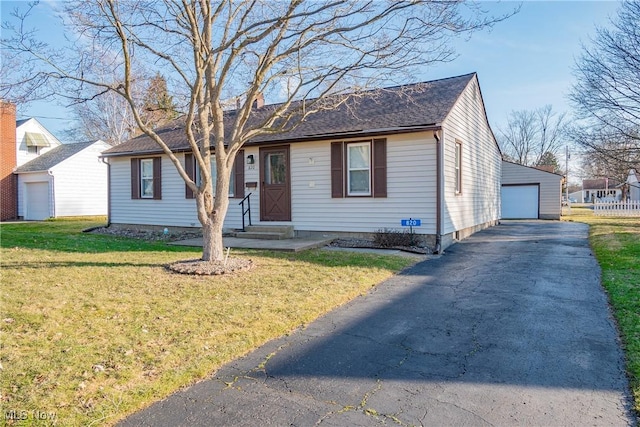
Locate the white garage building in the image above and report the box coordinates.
[501,160,563,220]
[15,140,110,220]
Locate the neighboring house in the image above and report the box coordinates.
[15,140,111,220]
[500,161,563,220]
[581,178,622,203]
[101,73,502,252]
[626,169,640,201]
[16,117,62,167]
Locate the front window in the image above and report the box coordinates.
[211,158,235,197]
[347,142,371,196]
[140,158,154,198]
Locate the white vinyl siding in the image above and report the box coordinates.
[442,76,502,235]
[15,119,62,167]
[109,132,438,234]
[110,156,244,229]
[501,161,562,219]
[50,141,109,217]
[17,141,109,218]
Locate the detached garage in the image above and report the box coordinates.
[501,161,562,220]
[15,140,110,220]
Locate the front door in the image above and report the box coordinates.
[260,146,291,221]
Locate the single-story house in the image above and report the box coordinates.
[500,161,563,220]
[15,140,111,220]
[101,73,502,252]
[579,178,622,203]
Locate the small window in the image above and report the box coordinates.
[131,157,161,200]
[347,142,371,196]
[455,141,462,194]
[27,145,40,155]
[211,159,235,197]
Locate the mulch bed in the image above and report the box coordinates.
[166,258,254,275]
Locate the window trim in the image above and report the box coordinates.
[346,141,372,196]
[131,157,161,200]
[331,138,386,199]
[454,140,462,195]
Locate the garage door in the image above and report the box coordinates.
[501,185,539,219]
[25,182,50,220]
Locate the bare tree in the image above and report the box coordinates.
[569,0,640,164]
[498,105,567,167]
[2,0,514,262]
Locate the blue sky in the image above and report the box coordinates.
[2,1,622,142]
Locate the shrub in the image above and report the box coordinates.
[373,228,419,247]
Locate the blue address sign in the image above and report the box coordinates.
[401,219,421,227]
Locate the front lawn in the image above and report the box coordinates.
[563,207,640,413]
[0,219,415,426]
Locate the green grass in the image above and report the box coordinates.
[0,219,415,426]
[563,207,640,413]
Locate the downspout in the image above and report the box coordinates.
[48,170,55,218]
[433,128,443,254]
[100,156,111,227]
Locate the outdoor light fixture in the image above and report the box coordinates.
[246,154,255,164]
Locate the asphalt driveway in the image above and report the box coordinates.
[120,221,635,426]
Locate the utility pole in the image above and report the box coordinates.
[565,145,570,214]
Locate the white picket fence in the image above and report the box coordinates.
[593,200,640,217]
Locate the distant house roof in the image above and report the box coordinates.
[582,178,621,190]
[16,118,30,127]
[102,73,477,157]
[15,141,96,173]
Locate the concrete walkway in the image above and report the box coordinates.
[120,221,635,426]
[170,236,334,252]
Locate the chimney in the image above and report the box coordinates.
[0,101,17,220]
[252,93,264,109]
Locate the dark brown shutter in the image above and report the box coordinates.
[233,150,245,198]
[131,158,140,199]
[152,157,162,200]
[373,138,387,198]
[185,153,195,199]
[331,142,344,198]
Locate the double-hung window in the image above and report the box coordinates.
[347,142,372,196]
[140,159,155,198]
[331,139,386,198]
[131,157,161,200]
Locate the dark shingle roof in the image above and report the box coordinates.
[582,178,621,190]
[103,73,476,157]
[15,142,95,173]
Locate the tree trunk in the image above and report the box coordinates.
[201,214,225,262]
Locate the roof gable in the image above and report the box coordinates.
[103,73,476,157]
[15,141,100,173]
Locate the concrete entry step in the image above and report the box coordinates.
[234,225,294,240]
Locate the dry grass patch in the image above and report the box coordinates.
[0,219,415,426]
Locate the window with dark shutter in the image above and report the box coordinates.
[234,150,245,198]
[152,157,162,200]
[331,142,344,198]
[130,157,162,200]
[185,153,195,199]
[331,139,386,198]
[131,158,140,199]
[373,138,387,198]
